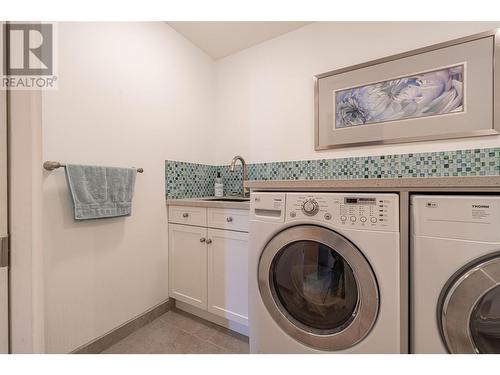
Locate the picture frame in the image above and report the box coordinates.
[314,29,500,150]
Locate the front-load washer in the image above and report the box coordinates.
[411,195,500,354]
[249,192,403,353]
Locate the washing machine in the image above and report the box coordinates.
[411,195,500,354]
[249,192,404,353]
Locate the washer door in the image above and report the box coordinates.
[258,225,379,351]
[439,254,500,353]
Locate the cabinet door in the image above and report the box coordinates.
[169,224,207,309]
[207,228,248,325]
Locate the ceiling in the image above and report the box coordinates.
[168,21,312,60]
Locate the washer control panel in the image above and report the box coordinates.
[285,193,399,231]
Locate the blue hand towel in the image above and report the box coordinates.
[65,164,137,220]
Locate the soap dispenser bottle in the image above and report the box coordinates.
[214,172,224,197]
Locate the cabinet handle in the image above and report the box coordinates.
[206,239,212,244]
[199,237,206,243]
[226,217,233,222]
[182,213,189,218]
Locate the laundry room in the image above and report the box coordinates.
[1,1,500,374]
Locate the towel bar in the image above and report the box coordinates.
[43,161,144,173]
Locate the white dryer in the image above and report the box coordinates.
[249,192,404,353]
[411,195,500,354]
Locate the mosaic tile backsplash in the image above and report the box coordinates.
[165,161,217,199]
[166,147,500,199]
[165,161,245,199]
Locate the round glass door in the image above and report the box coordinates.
[258,225,379,351]
[470,285,500,353]
[439,254,500,353]
[271,240,358,334]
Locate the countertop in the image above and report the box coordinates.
[166,197,250,210]
[244,176,500,192]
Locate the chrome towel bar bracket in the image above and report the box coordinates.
[43,161,144,173]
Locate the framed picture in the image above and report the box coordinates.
[314,29,500,150]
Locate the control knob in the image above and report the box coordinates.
[301,198,319,216]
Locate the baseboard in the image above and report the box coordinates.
[175,300,249,337]
[72,298,175,354]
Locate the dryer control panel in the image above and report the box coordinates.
[285,193,399,231]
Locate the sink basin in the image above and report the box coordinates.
[200,197,250,202]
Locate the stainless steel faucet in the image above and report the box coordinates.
[229,155,249,198]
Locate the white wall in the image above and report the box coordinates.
[41,22,215,353]
[214,22,500,164]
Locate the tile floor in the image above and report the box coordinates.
[102,308,249,354]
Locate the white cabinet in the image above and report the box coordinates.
[207,228,249,325]
[168,224,207,309]
[168,205,207,226]
[208,208,249,232]
[168,205,249,329]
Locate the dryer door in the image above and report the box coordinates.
[258,225,379,351]
[439,254,500,353]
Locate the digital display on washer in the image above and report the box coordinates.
[344,197,376,205]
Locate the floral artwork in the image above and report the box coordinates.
[334,65,464,128]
